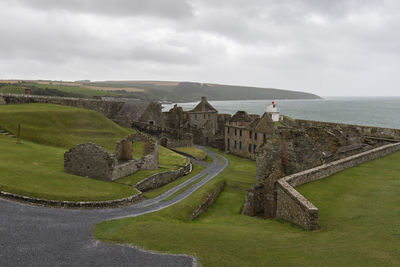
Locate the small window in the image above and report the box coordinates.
[263,133,266,142]
[253,144,256,153]
[255,132,257,140]
[250,131,252,139]
[240,129,242,137]
[239,141,242,150]
[234,140,237,149]
[227,138,230,151]
[204,114,206,119]
[248,144,252,153]
[149,121,154,125]
[235,128,237,136]
[269,114,272,119]
[206,137,209,143]
[227,127,230,134]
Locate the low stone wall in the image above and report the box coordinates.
[135,160,192,192]
[0,190,144,209]
[0,93,125,119]
[190,181,225,220]
[276,142,400,230]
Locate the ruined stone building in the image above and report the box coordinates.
[241,120,397,219]
[64,132,158,181]
[225,111,277,160]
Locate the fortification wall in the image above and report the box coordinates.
[276,142,400,230]
[0,93,125,119]
[296,119,400,140]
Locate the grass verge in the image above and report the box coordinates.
[95,149,400,266]
[173,146,207,160]
[143,164,206,199]
[0,135,137,201]
[115,145,188,186]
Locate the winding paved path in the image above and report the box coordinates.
[0,146,228,267]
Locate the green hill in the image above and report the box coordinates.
[0,103,131,151]
[0,80,321,101]
[0,103,187,201]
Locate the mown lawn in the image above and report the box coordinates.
[95,149,400,266]
[143,164,206,199]
[115,143,189,186]
[0,103,131,152]
[0,103,189,201]
[0,135,137,201]
[173,146,207,160]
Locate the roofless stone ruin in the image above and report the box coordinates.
[64,132,158,181]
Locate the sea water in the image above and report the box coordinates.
[162,97,400,129]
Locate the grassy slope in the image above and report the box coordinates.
[0,103,187,201]
[173,146,207,160]
[0,135,136,201]
[95,149,400,266]
[143,164,206,199]
[0,103,131,151]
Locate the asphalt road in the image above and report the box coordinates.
[0,146,228,267]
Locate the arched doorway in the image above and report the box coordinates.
[160,137,168,147]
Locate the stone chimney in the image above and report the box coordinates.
[201,96,206,102]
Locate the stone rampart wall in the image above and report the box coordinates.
[135,160,192,192]
[276,142,400,230]
[190,181,225,220]
[296,119,400,140]
[0,93,125,119]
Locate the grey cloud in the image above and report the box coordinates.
[9,0,193,19]
[1,0,400,96]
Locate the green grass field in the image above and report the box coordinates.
[173,146,207,160]
[0,103,188,201]
[95,149,400,266]
[0,103,131,151]
[115,144,189,186]
[0,135,137,201]
[143,164,206,199]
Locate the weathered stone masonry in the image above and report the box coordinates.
[242,119,400,226]
[64,132,158,181]
[276,142,400,230]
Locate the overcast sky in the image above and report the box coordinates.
[1,0,399,96]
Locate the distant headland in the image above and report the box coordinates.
[0,79,321,102]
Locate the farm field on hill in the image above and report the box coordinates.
[95,148,400,267]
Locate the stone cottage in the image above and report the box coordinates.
[225,111,277,160]
[64,132,158,181]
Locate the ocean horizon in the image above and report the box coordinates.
[162,96,400,130]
